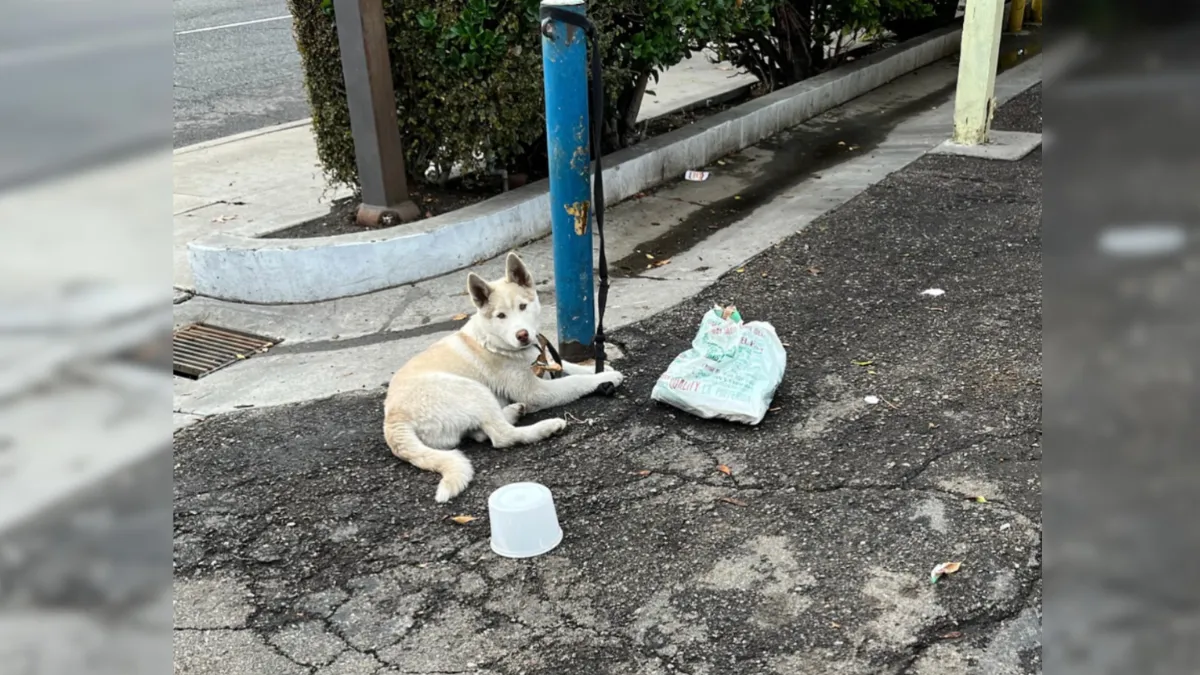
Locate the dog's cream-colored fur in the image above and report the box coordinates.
[383,253,624,502]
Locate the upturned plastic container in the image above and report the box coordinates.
[487,482,563,558]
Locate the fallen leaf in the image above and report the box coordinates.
[853,360,873,366]
[652,258,671,268]
[848,145,860,151]
[717,160,727,166]
[807,266,822,276]
[234,354,246,360]
[930,561,963,583]
[636,470,652,477]
[718,496,748,507]
[645,253,655,260]
[735,268,745,273]
[837,141,846,146]
[973,495,988,503]
[211,214,239,223]
[449,515,477,525]
[768,406,782,412]
[452,313,469,321]
[831,621,842,629]
[940,631,964,639]
[717,464,733,476]
[734,195,742,200]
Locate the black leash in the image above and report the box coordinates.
[539,6,610,376]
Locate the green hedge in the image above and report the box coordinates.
[290,0,939,191]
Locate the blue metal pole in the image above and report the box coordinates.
[540,0,595,362]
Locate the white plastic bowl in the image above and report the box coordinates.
[488,482,563,558]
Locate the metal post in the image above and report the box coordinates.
[334,0,420,226]
[1030,0,1043,24]
[540,0,595,362]
[951,0,1006,146]
[1008,0,1028,32]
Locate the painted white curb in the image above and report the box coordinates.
[189,26,963,303]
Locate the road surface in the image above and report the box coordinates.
[173,0,310,148]
[0,0,172,191]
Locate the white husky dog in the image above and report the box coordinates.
[383,253,624,502]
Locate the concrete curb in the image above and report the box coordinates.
[188,26,963,304]
[174,118,314,155]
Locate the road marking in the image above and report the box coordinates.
[175,14,292,36]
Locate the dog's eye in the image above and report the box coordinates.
[519,303,527,311]
[496,313,507,319]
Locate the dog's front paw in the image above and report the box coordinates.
[546,418,568,435]
[594,369,624,396]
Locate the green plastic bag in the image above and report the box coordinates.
[651,306,787,425]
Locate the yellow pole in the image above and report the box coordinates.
[952,0,1006,146]
[1030,0,1043,23]
[1008,0,1028,32]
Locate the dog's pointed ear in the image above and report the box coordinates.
[467,273,492,308]
[505,252,534,289]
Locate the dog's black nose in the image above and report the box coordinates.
[516,330,530,345]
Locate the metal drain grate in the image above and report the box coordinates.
[173,324,278,379]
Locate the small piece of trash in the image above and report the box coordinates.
[768,406,782,413]
[684,170,710,181]
[451,313,469,321]
[449,515,477,525]
[930,561,962,584]
[940,631,964,639]
[211,214,238,223]
[636,470,652,477]
[999,522,1012,531]
[837,141,846,146]
[717,160,727,166]
[920,288,946,297]
[1098,224,1187,257]
[717,496,748,507]
[716,464,733,476]
[864,395,881,405]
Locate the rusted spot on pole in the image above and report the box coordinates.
[565,201,590,236]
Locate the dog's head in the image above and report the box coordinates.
[467,253,541,351]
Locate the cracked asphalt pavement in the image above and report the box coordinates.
[173,91,1043,674]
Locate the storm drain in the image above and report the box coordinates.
[172,323,278,379]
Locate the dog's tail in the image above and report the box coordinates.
[384,422,475,503]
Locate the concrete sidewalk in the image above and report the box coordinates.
[172,54,758,290]
[173,87,1043,675]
